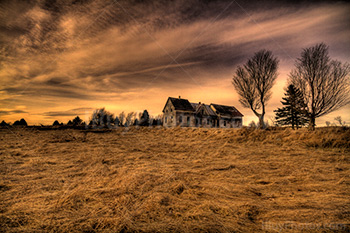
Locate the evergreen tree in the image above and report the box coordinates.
[133,118,139,126]
[13,118,27,127]
[0,120,9,127]
[139,110,150,126]
[274,84,308,129]
[72,116,83,126]
[53,120,60,126]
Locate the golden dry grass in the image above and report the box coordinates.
[0,127,349,232]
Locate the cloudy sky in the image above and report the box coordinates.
[0,0,349,125]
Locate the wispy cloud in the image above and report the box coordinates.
[0,0,349,124]
[0,110,28,116]
[43,107,94,117]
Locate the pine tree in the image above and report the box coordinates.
[13,118,27,127]
[0,120,9,127]
[274,84,308,129]
[53,120,60,126]
[72,116,83,126]
[139,110,150,126]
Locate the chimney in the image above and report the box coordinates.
[179,96,181,99]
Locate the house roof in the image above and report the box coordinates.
[203,104,217,116]
[163,97,243,118]
[163,97,195,112]
[191,103,199,110]
[193,103,216,116]
[210,104,244,117]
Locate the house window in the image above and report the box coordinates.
[207,119,210,125]
[224,121,226,126]
[200,118,202,124]
[179,116,182,123]
[165,117,167,123]
[171,116,173,123]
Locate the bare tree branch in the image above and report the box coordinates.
[289,43,350,129]
[232,50,279,128]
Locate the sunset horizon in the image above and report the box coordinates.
[1,0,349,126]
[1,1,350,231]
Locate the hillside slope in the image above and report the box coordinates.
[0,127,349,232]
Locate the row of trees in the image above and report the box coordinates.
[232,43,350,130]
[0,119,28,127]
[88,108,162,128]
[51,109,163,129]
[0,110,162,129]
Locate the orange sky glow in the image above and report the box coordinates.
[0,0,349,126]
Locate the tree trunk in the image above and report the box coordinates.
[258,102,266,129]
[258,114,265,129]
[251,109,265,129]
[260,103,266,129]
[309,115,316,130]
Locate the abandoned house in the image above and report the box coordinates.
[162,96,243,128]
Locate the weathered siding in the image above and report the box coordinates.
[217,118,243,128]
[163,100,177,127]
[176,112,195,127]
[162,97,243,128]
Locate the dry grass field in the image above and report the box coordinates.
[0,127,349,232]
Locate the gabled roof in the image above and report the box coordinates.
[163,97,243,118]
[193,103,216,117]
[191,103,199,111]
[210,104,243,117]
[162,97,195,112]
[203,104,217,116]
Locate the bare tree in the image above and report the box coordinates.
[232,50,279,128]
[118,112,125,126]
[289,43,350,130]
[125,112,135,126]
[334,116,345,126]
[90,108,114,128]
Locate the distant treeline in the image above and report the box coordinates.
[0,108,163,129]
